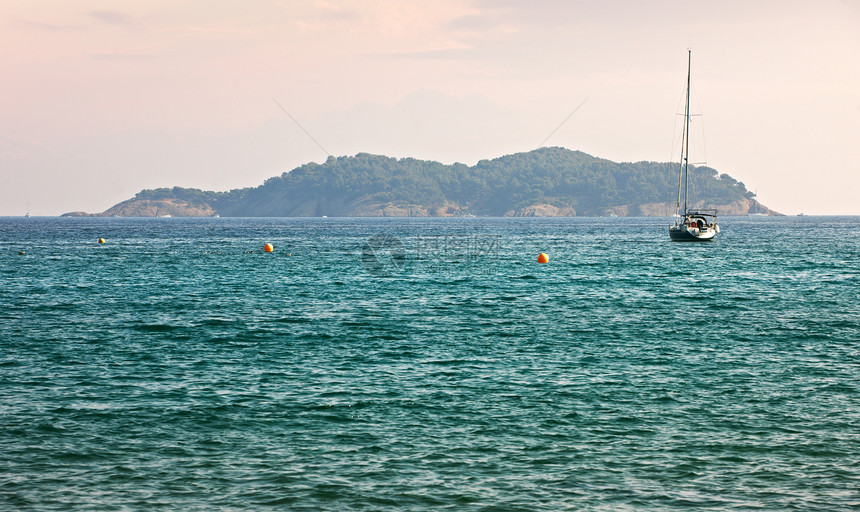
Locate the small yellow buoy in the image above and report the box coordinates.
[98,238,106,244]
[264,243,273,252]
[537,252,549,264]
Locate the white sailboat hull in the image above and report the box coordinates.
[669,225,717,241]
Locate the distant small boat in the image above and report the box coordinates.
[797,213,805,217]
[24,212,30,218]
[669,50,719,242]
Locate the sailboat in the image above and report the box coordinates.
[748,191,767,216]
[669,50,719,242]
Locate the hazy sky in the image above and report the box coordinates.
[2,0,859,215]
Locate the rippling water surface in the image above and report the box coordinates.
[2,216,859,511]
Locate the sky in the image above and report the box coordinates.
[2,0,859,216]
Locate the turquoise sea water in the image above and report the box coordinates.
[2,216,859,511]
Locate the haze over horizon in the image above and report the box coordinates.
[2,0,859,216]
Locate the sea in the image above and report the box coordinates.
[1,216,858,511]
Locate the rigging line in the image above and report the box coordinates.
[538,96,589,149]
[696,111,708,167]
[690,81,707,165]
[271,97,331,158]
[669,85,688,163]
[672,115,702,162]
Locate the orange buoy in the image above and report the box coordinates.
[264,243,273,252]
[537,252,549,264]
[98,238,106,244]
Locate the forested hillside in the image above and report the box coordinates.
[85,147,761,217]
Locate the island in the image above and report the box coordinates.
[63,147,775,217]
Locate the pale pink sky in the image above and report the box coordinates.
[2,0,859,215]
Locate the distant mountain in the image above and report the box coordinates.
[65,147,773,217]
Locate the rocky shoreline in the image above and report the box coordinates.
[62,196,780,218]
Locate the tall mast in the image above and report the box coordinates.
[675,141,683,216]
[682,49,691,214]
